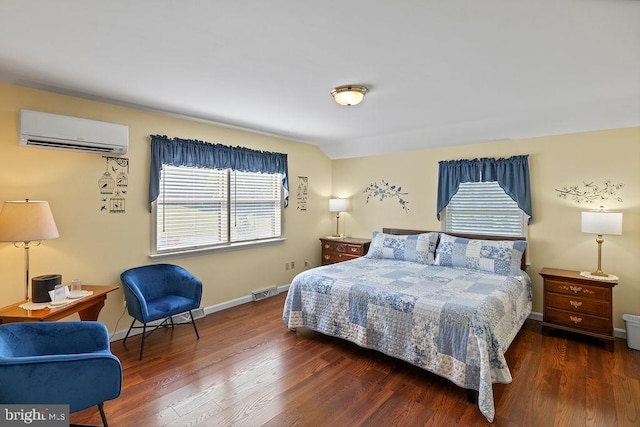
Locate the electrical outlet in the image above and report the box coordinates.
[285,262,290,270]
[304,259,310,267]
[291,261,295,269]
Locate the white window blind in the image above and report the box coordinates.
[444,181,525,237]
[230,171,282,242]
[155,165,282,253]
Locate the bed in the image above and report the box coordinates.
[282,228,532,422]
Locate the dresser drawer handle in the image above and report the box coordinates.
[323,254,330,260]
[350,247,358,253]
[569,315,583,324]
[324,244,331,249]
[569,300,583,308]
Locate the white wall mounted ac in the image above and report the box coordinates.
[19,110,129,155]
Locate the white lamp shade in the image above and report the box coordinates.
[0,200,60,242]
[581,211,623,235]
[329,198,351,213]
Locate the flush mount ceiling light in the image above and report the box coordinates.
[331,85,368,106]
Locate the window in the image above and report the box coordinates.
[155,165,283,254]
[436,155,532,235]
[230,170,283,242]
[443,181,526,237]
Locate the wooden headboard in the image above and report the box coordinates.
[382,228,528,272]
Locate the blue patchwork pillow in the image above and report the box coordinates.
[365,231,438,264]
[434,233,527,276]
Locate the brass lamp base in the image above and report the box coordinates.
[591,234,610,277]
[590,270,608,277]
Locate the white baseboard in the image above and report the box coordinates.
[110,289,628,342]
[528,311,543,322]
[109,284,291,342]
[203,284,290,316]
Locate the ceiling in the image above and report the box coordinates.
[0,1,638,159]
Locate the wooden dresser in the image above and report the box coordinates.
[539,267,618,351]
[320,237,371,265]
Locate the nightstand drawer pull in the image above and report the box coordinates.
[324,254,330,260]
[569,315,583,324]
[558,285,595,295]
[569,300,583,308]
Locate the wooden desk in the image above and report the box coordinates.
[0,285,119,324]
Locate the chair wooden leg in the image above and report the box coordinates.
[189,310,200,340]
[98,403,108,427]
[122,318,136,344]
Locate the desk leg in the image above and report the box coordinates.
[78,298,106,321]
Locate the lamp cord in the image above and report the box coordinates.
[109,302,128,342]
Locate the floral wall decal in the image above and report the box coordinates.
[555,180,624,204]
[363,179,409,212]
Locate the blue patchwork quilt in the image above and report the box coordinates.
[282,257,532,422]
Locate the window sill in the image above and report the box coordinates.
[149,237,287,261]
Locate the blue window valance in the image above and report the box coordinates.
[436,154,532,224]
[149,135,289,211]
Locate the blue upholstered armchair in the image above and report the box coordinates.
[0,321,122,426]
[120,264,202,360]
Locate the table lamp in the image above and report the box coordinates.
[329,198,350,237]
[581,208,622,278]
[0,199,60,300]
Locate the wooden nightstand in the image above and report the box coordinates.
[320,237,371,265]
[539,267,618,351]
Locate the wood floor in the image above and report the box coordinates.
[71,293,640,426]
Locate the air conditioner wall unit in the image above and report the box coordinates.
[19,110,129,155]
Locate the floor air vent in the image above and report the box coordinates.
[252,286,278,301]
[191,308,205,319]
[172,308,205,323]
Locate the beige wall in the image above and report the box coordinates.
[0,83,333,331]
[1,82,638,333]
[333,128,640,329]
